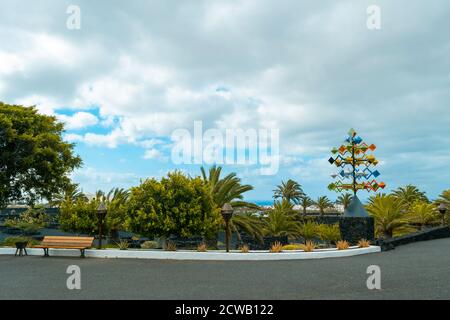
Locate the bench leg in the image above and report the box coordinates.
[80,249,85,258]
[43,248,49,257]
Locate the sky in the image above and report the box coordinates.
[0,0,449,202]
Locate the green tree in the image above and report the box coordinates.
[392,185,428,207]
[273,179,304,204]
[50,183,87,207]
[104,188,130,240]
[200,165,256,208]
[125,171,221,240]
[263,201,299,237]
[336,193,353,210]
[435,190,450,207]
[299,195,314,216]
[229,212,265,243]
[367,194,414,238]
[317,224,341,246]
[409,201,440,229]
[315,196,334,215]
[0,103,82,207]
[59,197,100,235]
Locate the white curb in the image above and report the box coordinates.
[0,246,381,260]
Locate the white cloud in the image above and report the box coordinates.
[57,112,98,130]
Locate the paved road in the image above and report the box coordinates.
[0,239,449,300]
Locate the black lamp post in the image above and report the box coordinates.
[221,203,234,253]
[438,203,447,226]
[97,202,107,249]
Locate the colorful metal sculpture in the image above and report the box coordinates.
[328,128,386,196]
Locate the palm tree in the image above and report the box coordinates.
[409,201,440,229]
[315,196,334,215]
[273,179,304,204]
[435,190,450,207]
[263,201,299,237]
[51,183,87,207]
[336,193,353,210]
[366,194,414,238]
[230,213,265,243]
[200,165,256,208]
[297,221,318,244]
[392,185,428,207]
[299,195,314,216]
[104,188,130,240]
[201,166,261,243]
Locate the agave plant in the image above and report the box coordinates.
[367,194,415,238]
[273,179,304,204]
[263,201,299,237]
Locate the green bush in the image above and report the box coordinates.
[125,171,221,239]
[297,221,318,243]
[317,224,341,245]
[59,198,100,234]
[282,244,304,250]
[140,241,160,249]
[0,236,39,247]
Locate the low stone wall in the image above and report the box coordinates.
[239,234,288,250]
[375,226,450,251]
[339,217,375,245]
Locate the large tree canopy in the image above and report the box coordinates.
[0,102,82,207]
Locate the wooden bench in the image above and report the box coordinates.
[34,236,95,258]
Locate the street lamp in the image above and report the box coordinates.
[97,202,107,249]
[438,203,447,226]
[221,203,234,253]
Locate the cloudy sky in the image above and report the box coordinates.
[0,0,449,202]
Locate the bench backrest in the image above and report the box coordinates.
[40,236,95,248]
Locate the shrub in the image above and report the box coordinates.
[4,207,48,235]
[125,171,221,240]
[336,240,350,250]
[317,224,341,245]
[297,221,318,243]
[367,194,415,238]
[165,241,177,251]
[269,241,283,253]
[117,239,129,250]
[0,236,38,247]
[240,245,250,253]
[299,241,316,252]
[197,243,207,252]
[357,239,371,248]
[140,241,159,249]
[282,244,303,250]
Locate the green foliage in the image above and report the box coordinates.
[50,183,87,207]
[336,193,353,210]
[263,201,299,237]
[200,165,256,208]
[273,179,304,204]
[409,201,440,228]
[392,185,429,207]
[297,221,318,243]
[315,196,334,215]
[59,197,100,234]
[0,236,39,247]
[4,207,48,235]
[125,171,221,239]
[367,194,415,238]
[299,195,314,215]
[0,103,82,207]
[140,241,160,249]
[282,244,303,250]
[317,224,341,245]
[230,213,265,243]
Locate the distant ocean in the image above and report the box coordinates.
[252,200,274,207]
